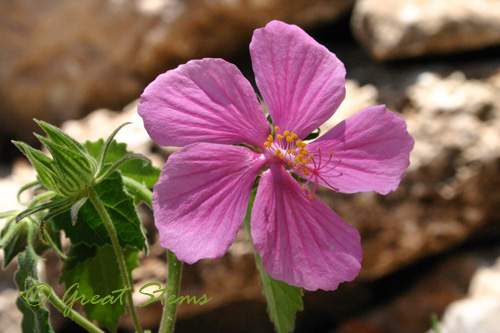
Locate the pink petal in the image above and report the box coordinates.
[306,105,414,194]
[153,142,266,264]
[139,58,270,148]
[251,164,362,291]
[250,20,346,139]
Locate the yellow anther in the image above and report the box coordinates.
[287,149,291,154]
[283,130,290,136]
[300,159,307,165]
[275,149,282,156]
[286,136,294,142]
[308,194,315,199]
[302,149,309,154]
[296,140,306,148]
[274,126,280,132]
[303,169,309,176]
[301,185,305,190]
[329,152,334,156]
[287,160,291,165]
[291,133,298,139]
[264,141,271,148]
[268,135,274,142]
[277,134,284,140]
[297,166,301,171]
[307,157,312,162]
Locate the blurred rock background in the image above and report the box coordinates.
[1,0,500,332]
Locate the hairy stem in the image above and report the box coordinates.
[87,187,143,333]
[158,250,183,333]
[42,284,105,333]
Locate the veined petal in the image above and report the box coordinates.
[251,164,362,291]
[153,143,266,264]
[139,58,270,148]
[306,105,414,194]
[250,20,346,139]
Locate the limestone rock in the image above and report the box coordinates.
[437,257,500,333]
[0,0,353,142]
[351,0,500,60]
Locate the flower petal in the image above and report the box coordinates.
[306,105,414,194]
[153,142,266,264]
[251,164,362,291]
[250,20,346,139]
[139,58,270,148]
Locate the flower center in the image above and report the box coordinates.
[263,126,342,199]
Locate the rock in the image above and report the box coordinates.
[351,0,500,60]
[340,249,495,333]
[0,0,353,142]
[436,257,500,333]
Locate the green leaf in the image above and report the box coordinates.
[36,135,94,189]
[34,120,90,159]
[52,171,147,252]
[244,189,303,333]
[14,248,54,333]
[13,141,61,194]
[85,139,160,188]
[60,243,139,331]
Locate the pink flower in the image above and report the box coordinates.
[139,21,414,291]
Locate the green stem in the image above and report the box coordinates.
[87,187,143,333]
[43,285,105,333]
[122,176,153,208]
[158,250,183,333]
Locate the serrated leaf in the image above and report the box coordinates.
[14,248,54,333]
[85,139,160,188]
[52,171,147,252]
[244,189,303,333]
[60,243,139,331]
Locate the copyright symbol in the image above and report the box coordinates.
[22,282,51,306]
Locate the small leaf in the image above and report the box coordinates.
[244,189,303,333]
[85,139,160,188]
[14,248,54,333]
[36,136,94,189]
[52,172,147,252]
[34,120,90,159]
[13,141,61,194]
[60,243,139,331]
